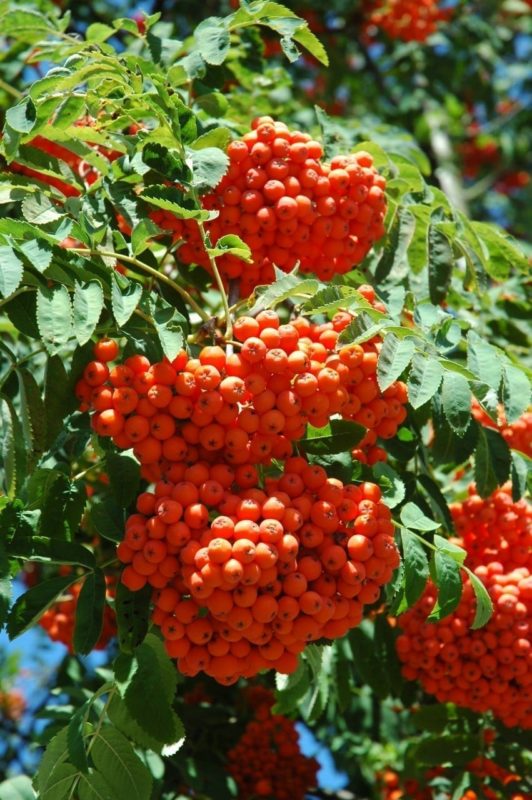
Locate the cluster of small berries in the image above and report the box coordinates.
[227,688,318,799]
[75,301,407,476]
[471,399,532,458]
[39,578,117,652]
[153,116,387,297]
[0,689,26,722]
[380,758,524,800]
[398,482,531,728]
[118,458,399,683]
[364,0,452,42]
[449,483,531,570]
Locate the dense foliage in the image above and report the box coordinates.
[0,1,530,798]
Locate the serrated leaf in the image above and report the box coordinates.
[6,575,79,639]
[106,452,140,508]
[39,472,86,540]
[428,552,462,621]
[18,237,54,272]
[1,398,27,495]
[463,567,493,629]
[107,695,166,754]
[433,534,466,564]
[195,17,230,65]
[190,128,232,151]
[45,355,75,448]
[248,269,319,314]
[428,224,453,304]
[36,727,69,794]
[73,282,104,345]
[401,530,429,608]
[407,354,443,409]
[377,334,416,392]
[111,275,142,328]
[67,707,89,773]
[375,207,415,283]
[349,624,390,700]
[470,221,529,279]
[18,367,47,462]
[41,764,78,800]
[124,635,184,743]
[36,285,73,354]
[90,496,125,543]
[21,193,64,224]
[140,186,211,220]
[300,420,365,455]
[188,146,229,192]
[6,96,36,133]
[441,371,471,436]
[417,474,454,531]
[152,304,186,363]
[90,726,153,800]
[413,734,479,767]
[301,285,371,315]
[115,582,151,654]
[209,233,252,262]
[400,502,440,531]
[131,219,161,256]
[474,427,511,497]
[372,462,405,508]
[73,570,107,655]
[466,331,502,392]
[0,245,24,298]
[511,452,530,500]
[0,775,36,799]
[501,362,531,424]
[77,770,114,800]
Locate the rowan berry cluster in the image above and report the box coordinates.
[118,459,399,683]
[396,562,532,729]
[471,400,532,458]
[153,116,387,297]
[380,758,524,800]
[364,0,452,42]
[39,578,117,652]
[449,483,531,570]
[227,690,318,799]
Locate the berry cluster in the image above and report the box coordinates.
[471,400,532,458]
[118,459,399,683]
[227,689,318,799]
[380,758,524,800]
[76,302,407,478]
[153,116,387,297]
[365,0,452,43]
[39,578,117,652]
[449,483,531,570]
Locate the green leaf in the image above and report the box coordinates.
[400,502,440,531]
[377,334,415,392]
[417,474,454,531]
[90,726,153,800]
[466,331,502,392]
[6,97,36,134]
[140,186,211,220]
[131,219,161,256]
[190,128,232,151]
[90,496,125,543]
[372,462,405,508]
[412,704,450,734]
[86,22,115,42]
[41,764,78,800]
[36,285,73,355]
[349,624,390,700]
[401,530,429,608]
[407,354,443,409]
[111,275,142,328]
[428,224,453,304]
[73,570,107,655]
[0,246,24,298]
[463,567,493,630]
[511,452,530,500]
[428,552,462,621]
[45,355,75,448]
[18,367,47,462]
[300,420,365,455]
[73,282,104,346]
[470,221,529,280]
[1,398,27,496]
[151,302,186,363]
[39,472,86,541]
[115,582,152,654]
[301,285,372,316]
[21,193,64,224]
[36,726,69,794]
[18,237,54,272]
[433,534,465,564]
[124,635,184,743]
[107,695,167,754]
[67,707,89,773]
[474,427,511,497]
[374,207,415,283]
[209,234,252,262]
[501,362,530,424]
[0,775,36,799]
[195,17,230,65]
[412,734,479,768]
[188,146,229,192]
[441,371,471,436]
[78,770,114,800]
[6,575,79,639]
[248,269,319,314]
[106,452,141,509]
